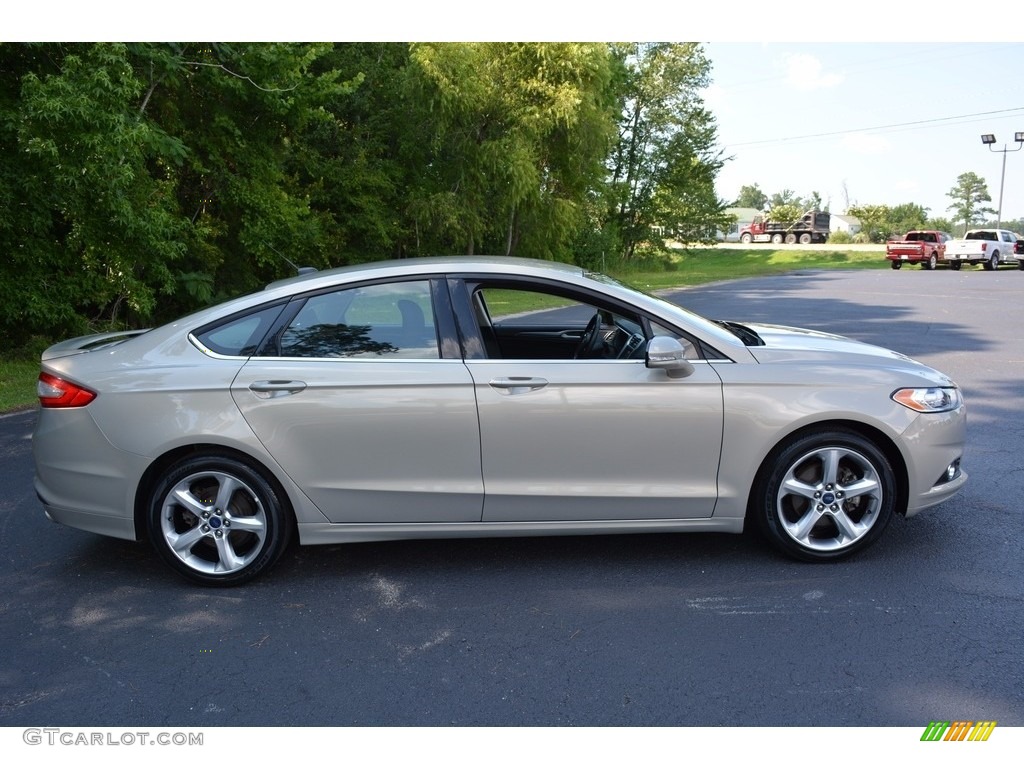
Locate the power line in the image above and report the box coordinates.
[722,107,1024,148]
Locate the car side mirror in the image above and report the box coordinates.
[645,337,695,379]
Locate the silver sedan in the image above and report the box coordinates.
[33,257,967,585]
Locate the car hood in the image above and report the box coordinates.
[740,322,951,378]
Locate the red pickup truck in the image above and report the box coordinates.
[886,231,951,270]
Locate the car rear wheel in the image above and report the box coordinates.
[924,253,938,270]
[984,252,999,270]
[799,233,812,245]
[771,233,783,245]
[753,430,896,562]
[890,261,902,270]
[950,261,962,271]
[148,454,292,586]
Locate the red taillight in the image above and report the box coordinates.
[37,373,97,408]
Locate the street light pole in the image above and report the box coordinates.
[980,132,1024,229]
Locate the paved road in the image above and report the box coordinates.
[0,268,1021,727]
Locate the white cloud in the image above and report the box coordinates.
[784,54,844,91]
[841,133,891,155]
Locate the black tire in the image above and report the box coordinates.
[740,233,753,245]
[950,261,962,271]
[799,233,812,245]
[984,252,999,271]
[924,253,938,270]
[148,454,292,586]
[752,430,896,562]
[1018,260,1024,270]
[784,233,797,244]
[890,260,902,270]
[771,233,783,245]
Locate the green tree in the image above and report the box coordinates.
[734,183,768,209]
[605,42,728,257]
[0,42,361,344]
[133,42,360,310]
[847,203,892,243]
[0,43,188,344]
[925,216,955,234]
[767,203,802,223]
[405,42,615,260]
[770,189,800,208]
[887,202,929,236]
[947,171,995,231]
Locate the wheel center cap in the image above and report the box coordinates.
[821,492,836,505]
[208,516,223,530]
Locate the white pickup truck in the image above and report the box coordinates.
[942,228,1021,271]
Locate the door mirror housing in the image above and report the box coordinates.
[645,337,695,379]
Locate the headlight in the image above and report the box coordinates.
[891,387,962,413]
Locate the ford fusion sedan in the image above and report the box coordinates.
[33,257,967,585]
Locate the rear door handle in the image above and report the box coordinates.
[489,377,548,395]
[249,380,307,398]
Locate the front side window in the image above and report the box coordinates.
[278,281,439,359]
[471,284,650,361]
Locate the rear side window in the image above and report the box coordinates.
[277,281,439,359]
[193,305,285,357]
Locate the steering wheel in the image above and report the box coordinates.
[574,312,604,359]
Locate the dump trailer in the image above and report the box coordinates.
[739,210,831,245]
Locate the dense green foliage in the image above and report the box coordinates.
[845,202,932,242]
[0,42,729,346]
[733,184,768,210]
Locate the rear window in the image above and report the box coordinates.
[966,231,997,241]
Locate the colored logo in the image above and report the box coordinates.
[920,721,996,742]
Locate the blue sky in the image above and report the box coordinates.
[704,42,1024,223]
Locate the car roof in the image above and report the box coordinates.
[263,255,584,293]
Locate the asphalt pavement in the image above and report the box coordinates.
[0,266,1021,728]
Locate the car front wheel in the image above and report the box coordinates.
[754,430,896,561]
[148,454,292,586]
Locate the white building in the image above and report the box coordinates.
[830,214,862,235]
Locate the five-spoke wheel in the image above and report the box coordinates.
[149,455,291,586]
[754,430,896,561]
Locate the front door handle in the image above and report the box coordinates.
[488,377,548,395]
[249,380,307,398]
